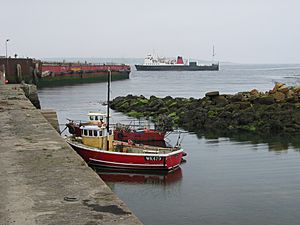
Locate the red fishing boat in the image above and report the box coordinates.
[114,123,165,141]
[66,125,183,171]
[66,70,185,171]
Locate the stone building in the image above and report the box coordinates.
[0,57,41,84]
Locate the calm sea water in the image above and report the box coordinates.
[38,64,300,225]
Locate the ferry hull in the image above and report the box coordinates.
[135,64,219,71]
[67,141,183,171]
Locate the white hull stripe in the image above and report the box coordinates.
[89,158,165,167]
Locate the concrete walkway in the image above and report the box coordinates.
[0,85,143,225]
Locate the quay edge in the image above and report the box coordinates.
[0,84,143,225]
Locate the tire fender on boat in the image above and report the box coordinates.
[67,124,76,134]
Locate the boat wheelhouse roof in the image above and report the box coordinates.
[80,125,102,130]
[88,112,107,117]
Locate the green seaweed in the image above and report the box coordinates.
[127,111,144,118]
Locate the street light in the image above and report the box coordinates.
[5,39,10,79]
[5,39,10,58]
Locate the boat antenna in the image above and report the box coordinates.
[106,68,111,150]
[175,132,181,147]
[179,133,185,146]
[212,45,216,64]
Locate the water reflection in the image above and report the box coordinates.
[195,131,300,152]
[95,167,183,186]
[37,64,300,225]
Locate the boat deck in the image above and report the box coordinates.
[114,141,180,154]
[68,137,181,155]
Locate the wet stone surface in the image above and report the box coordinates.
[0,85,142,225]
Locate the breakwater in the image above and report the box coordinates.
[0,84,142,225]
[110,83,300,135]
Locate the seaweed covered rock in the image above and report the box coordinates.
[110,83,300,135]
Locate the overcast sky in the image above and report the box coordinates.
[1,0,300,63]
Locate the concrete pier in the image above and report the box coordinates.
[0,84,143,225]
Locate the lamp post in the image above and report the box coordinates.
[5,39,10,58]
[5,39,10,77]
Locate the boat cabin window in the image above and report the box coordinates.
[89,115,105,121]
[82,128,102,137]
[83,129,88,136]
[93,130,98,137]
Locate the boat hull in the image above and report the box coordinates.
[67,140,183,171]
[36,70,130,87]
[135,64,219,71]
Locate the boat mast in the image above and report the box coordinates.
[212,45,216,64]
[106,69,111,150]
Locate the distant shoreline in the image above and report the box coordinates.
[41,57,300,66]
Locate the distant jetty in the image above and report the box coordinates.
[0,58,130,88]
[38,62,130,87]
[111,83,300,135]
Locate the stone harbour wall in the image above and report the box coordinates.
[0,84,143,225]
